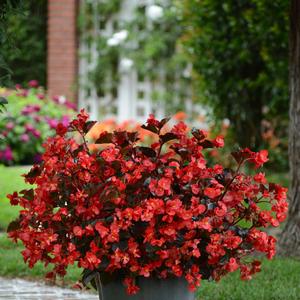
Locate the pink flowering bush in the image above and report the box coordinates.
[0,82,75,165]
[8,110,288,296]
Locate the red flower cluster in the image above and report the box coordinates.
[7,111,288,295]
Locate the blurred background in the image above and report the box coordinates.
[0,0,289,173]
[0,2,298,299]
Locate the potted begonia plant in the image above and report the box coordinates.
[7,110,288,300]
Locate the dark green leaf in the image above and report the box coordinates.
[0,97,8,106]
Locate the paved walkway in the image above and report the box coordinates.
[0,277,98,300]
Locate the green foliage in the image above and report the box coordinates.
[182,0,289,149]
[0,0,47,87]
[98,0,121,20]
[79,0,191,113]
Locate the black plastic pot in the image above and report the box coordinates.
[101,277,195,300]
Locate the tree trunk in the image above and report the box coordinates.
[278,0,300,257]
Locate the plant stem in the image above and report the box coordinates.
[218,160,243,202]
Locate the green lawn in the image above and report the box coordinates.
[0,165,29,231]
[266,171,289,188]
[198,258,300,300]
[0,165,298,299]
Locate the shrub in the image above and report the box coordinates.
[182,0,289,149]
[0,83,75,165]
[7,111,288,295]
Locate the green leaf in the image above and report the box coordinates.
[0,97,8,113]
[0,97,8,105]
